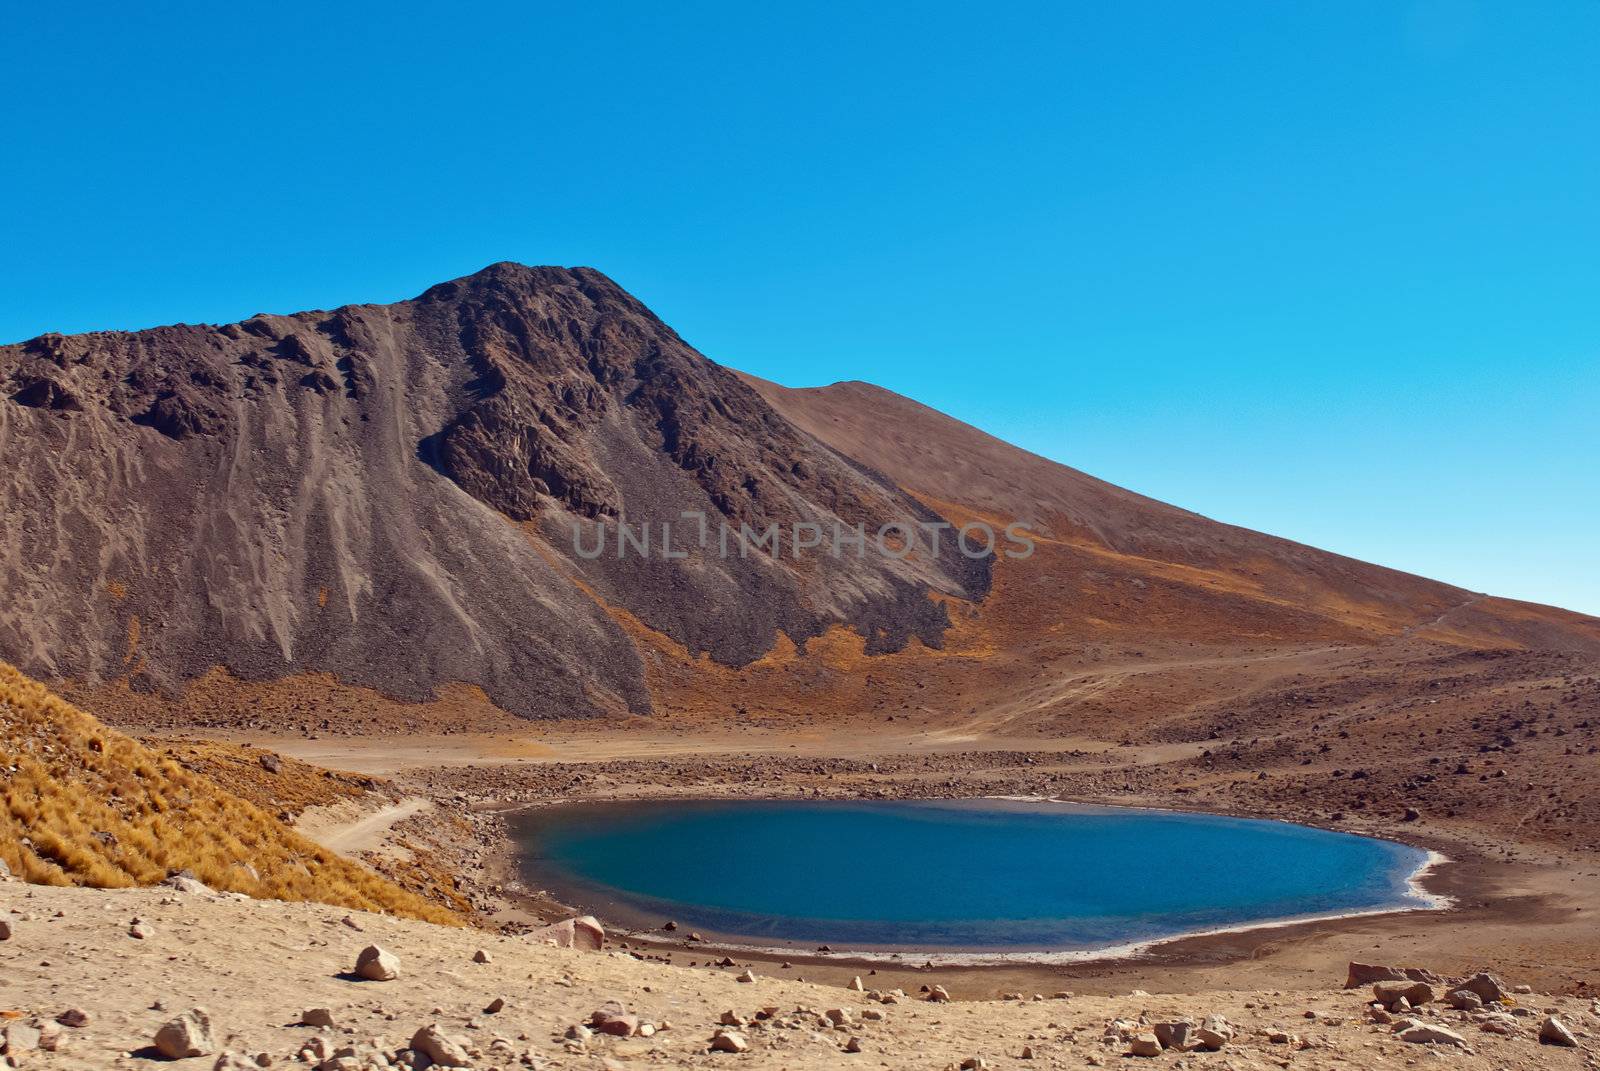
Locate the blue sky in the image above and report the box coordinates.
[4,2,1597,614]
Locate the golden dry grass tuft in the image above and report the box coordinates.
[0,661,456,924]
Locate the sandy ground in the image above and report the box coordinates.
[2,882,1596,1070]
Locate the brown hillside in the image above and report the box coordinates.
[0,661,454,922]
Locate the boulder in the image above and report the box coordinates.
[1345,962,1443,988]
[1398,1023,1469,1047]
[354,945,400,981]
[409,1024,472,1067]
[1455,971,1508,1004]
[526,915,604,951]
[709,1028,749,1053]
[1539,1016,1578,1047]
[154,1009,216,1059]
[1194,1026,1231,1051]
[1373,980,1434,1009]
[1153,1018,1195,1050]
[3,1020,42,1060]
[160,874,217,897]
[1128,1033,1163,1057]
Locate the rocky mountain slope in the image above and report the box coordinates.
[0,265,981,720]
[3,263,1595,725]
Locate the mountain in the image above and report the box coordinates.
[2,263,1595,724]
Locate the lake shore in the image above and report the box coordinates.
[157,717,1600,999]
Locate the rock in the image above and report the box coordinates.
[1019,1045,1034,1059]
[472,949,491,964]
[154,1009,217,1059]
[1154,1019,1195,1050]
[844,1036,862,1053]
[1479,1016,1518,1036]
[1128,1033,1162,1057]
[339,916,364,932]
[0,858,12,881]
[594,1014,638,1037]
[526,915,604,951]
[409,1024,471,1067]
[736,970,756,983]
[160,874,217,896]
[258,753,282,774]
[1455,971,1508,1004]
[354,945,400,981]
[299,1008,336,1028]
[848,976,864,991]
[212,1053,258,1071]
[959,1059,990,1070]
[825,1009,852,1027]
[719,1011,745,1027]
[1194,1024,1231,1051]
[709,1029,749,1053]
[926,985,951,1002]
[484,997,505,1014]
[1539,1016,1578,1047]
[1345,962,1443,988]
[3,1021,42,1060]
[55,1008,90,1028]
[129,922,152,939]
[1445,988,1483,1010]
[1373,980,1434,1008]
[1512,983,1533,994]
[1398,1023,1469,1046]
[0,919,11,941]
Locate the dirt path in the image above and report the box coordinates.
[297,797,433,856]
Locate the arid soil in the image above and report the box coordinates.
[3,881,1595,1070]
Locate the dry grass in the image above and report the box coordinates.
[0,661,456,924]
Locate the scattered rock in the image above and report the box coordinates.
[1194,1016,1234,1051]
[1373,980,1434,1009]
[1153,1018,1194,1050]
[526,915,604,951]
[709,1028,749,1053]
[354,945,400,981]
[2,1021,42,1061]
[1455,971,1509,1004]
[1398,1023,1469,1047]
[155,1008,217,1059]
[55,1008,90,1028]
[409,1024,472,1067]
[1128,1033,1162,1057]
[1345,962,1443,988]
[1540,1016,1578,1047]
[298,1008,335,1028]
[1445,988,1483,1010]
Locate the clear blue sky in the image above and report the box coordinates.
[4,2,1597,614]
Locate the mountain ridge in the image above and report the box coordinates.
[3,263,1595,728]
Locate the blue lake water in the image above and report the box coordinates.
[510,799,1434,952]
